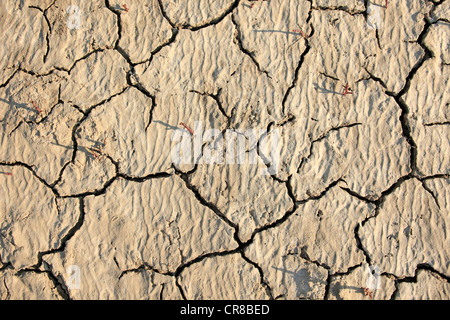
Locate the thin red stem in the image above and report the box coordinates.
[179,122,194,135]
[31,101,42,113]
[292,29,308,38]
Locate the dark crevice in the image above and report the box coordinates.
[390,263,450,300]
[362,66,388,90]
[2,277,10,299]
[156,0,241,31]
[419,179,441,209]
[421,173,450,181]
[105,0,123,50]
[311,5,367,16]
[159,283,165,300]
[429,0,448,22]
[313,123,362,144]
[275,114,297,127]
[172,0,241,31]
[386,17,434,178]
[255,125,287,182]
[105,0,159,110]
[59,174,118,199]
[319,72,340,82]
[395,18,434,98]
[173,248,241,278]
[7,121,25,136]
[189,88,231,120]
[122,65,158,132]
[16,66,64,78]
[113,256,120,269]
[35,86,63,125]
[362,0,369,20]
[354,224,372,265]
[339,172,444,276]
[357,174,414,227]
[297,122,362,174]
[43,27,50,64]
[296,178,344,204]
[156,0,177,29]
[324,263,364,299]
[143,92,156,132]
[389,95,418,174]
[306,0,314,23]
[231,14,271,78]
[173,165,242,247]
[281,26,313,116]
[66,49,107,75]
[51,272,72,300]
[424,120,450,126]
[118,171,172,183]
[50,159,72,188]
[244,178,342,247]
[115,46,132,66]
[434,17,450,24]
[19,197,86,272]
[0,260,12,273]
[375,28,382,50]
[240,251,274,299]
[18,267,71,300]
[323,272,332,299]
[119,262,174,280]
[330,175,420,269]
[298,246,331,270]
[28,5,51,63]
[68,85,129,166]
[375,174,414,203]
[138,27,180,68]
[0,69,19,89]
[190,0,241,31]
[22,1,115,76]
[340,186,377,204]
[127,73,154,98]
[175,277,187,300]
[0,161,60,197]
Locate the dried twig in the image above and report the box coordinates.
[30,101,42,114]
[342,83,353,96]
[363,288,374,299]
[179,122,194,135]
[292,29,308,38]
[249,0,268,8]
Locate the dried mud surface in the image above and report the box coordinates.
[0,0,449,300]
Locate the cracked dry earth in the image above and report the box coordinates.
[0,0,449,301]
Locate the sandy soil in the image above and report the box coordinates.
[0,0,449,300]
